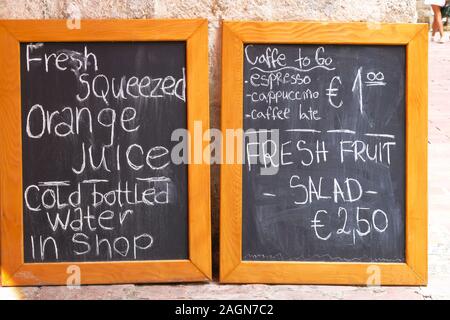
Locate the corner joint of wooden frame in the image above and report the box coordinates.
[190,258,212,281]
[408,264,428,285]
[222,21,244,42]
[220,261,241,283]
[187,19,209,40]
[408,23,429,44]
[0,21,17,41]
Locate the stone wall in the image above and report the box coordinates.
[417,0,431,23]
[0,0,418,277]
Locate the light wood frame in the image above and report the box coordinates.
[220,21,428,285]
[0,19,211,286]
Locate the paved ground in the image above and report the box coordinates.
[1,33,450,300]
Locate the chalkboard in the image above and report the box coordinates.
[20,42,188,263]
[242,44,406,262]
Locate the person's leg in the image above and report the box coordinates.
[431,5,445,39]
[432,16,437,39]
[431,12,438,37]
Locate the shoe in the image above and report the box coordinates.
[438,36,447,44]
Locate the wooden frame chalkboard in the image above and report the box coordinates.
[220,21,428,285]
[0,19,211,286]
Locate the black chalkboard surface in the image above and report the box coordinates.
[242,44,405,262]
[21,42,188,263]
